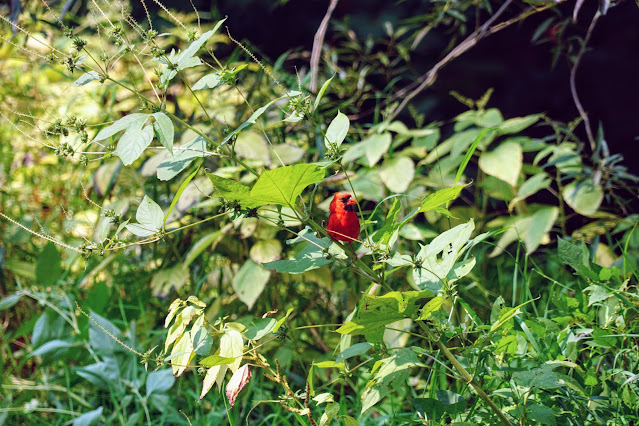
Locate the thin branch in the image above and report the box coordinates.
[348,0,568,122]
[386,0,513,122]
[569,11,600,152]
[310,0,339,92]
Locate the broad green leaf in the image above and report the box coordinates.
[508,172,551,210]
[157,137,206,181]
[115,124,154,166]
[192,72,222,90]
[176,19,225,69]
[336,290,432,342]
[271,143,305,165]
[335,342,374,364]
[126,195,164,237]
[152,112,174,154]
[361,349,419,413]
[557,237,597,280]
[250,164,325,206]
[73,406,103,426]
[220,329,243,372]
[171,331,194,376]
[145,369,175,397]
[72,71,101,86]
[412,220,474,293]
[94,113,149,142]
[562,180,603,217]
[150,264,188,297]
[249,239,282,263]
[324,111,349,149]
[364,133,392,166]
[418,184,468,214]
[36,242,61,286]
[342,140,368,163]
[232,260,270,310]
[206,172,257,208]
[476,108,503,127]
[524,206,558,254]
[313,75,334,112]
[88,310,121,353]
[200,363,224,399]
[320,402,340,426]
[191,316,213,356]
[164,168,198,224]
[235,131,270,165]
[478,141,522,186]
[372,198,402,246]
[200,355,236,367]
[0,293,23,311]
[417,296,444,320]
[243,318,277,340]
[425,129,480,164]
[497,114,541,135]
[380,156,415,193]
[263,241,332,274]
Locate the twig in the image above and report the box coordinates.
[386,0,513,122]
[569,11,600,152]
[310,0,339,92]
[348,0,568,122]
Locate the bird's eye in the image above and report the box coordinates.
[341,196,350,201]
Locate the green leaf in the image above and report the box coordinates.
[418,184,468,214]
[72,71,101,86]
[417,296,444,320]
[478,141,522,186]
[200,355,236,367]
[379,156,415,193]
[250,164,325,206]
[361,348,419,413]
[73,406,103,426]
[206,172,256,207]
[336,290,432,342]
[175,19,226,70]
[425,129,481,164]
[508,172,551,210]
[335,342,374,363]
[524,207,558,254]
[126,195,164,237]
[0,293,23,310]
[115,123,154,166]
[412,220,474,293]
[364,133,392,166]
[164,168,198,224]
[94,113,149,142]
[36,242,61,286]
[455,127,493,184]
[562,180,603,217]
[192,72,222,90]
[497,114,541,135]
[157,137,206,181]
[171,331,195,377]
[145,369,175,397]
[232,260,271,310]
[243,318,277,341]
[235,131,270,165]
[220,329,243,372]
[372,198,402,246]
[273,308,294,333]
[324,111,349,149]
[313,75,334,112]
[263,240,332,274]
[152,112,174,154]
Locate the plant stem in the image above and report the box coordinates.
[416,320,511,426]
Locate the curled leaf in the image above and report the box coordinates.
[225,364,252,408]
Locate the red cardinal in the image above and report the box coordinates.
[326,192,360,243]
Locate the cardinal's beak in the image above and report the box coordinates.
[346,198,357,206]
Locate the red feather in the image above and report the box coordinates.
[326,192,360,243]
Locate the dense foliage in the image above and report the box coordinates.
[1,0,638,425]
